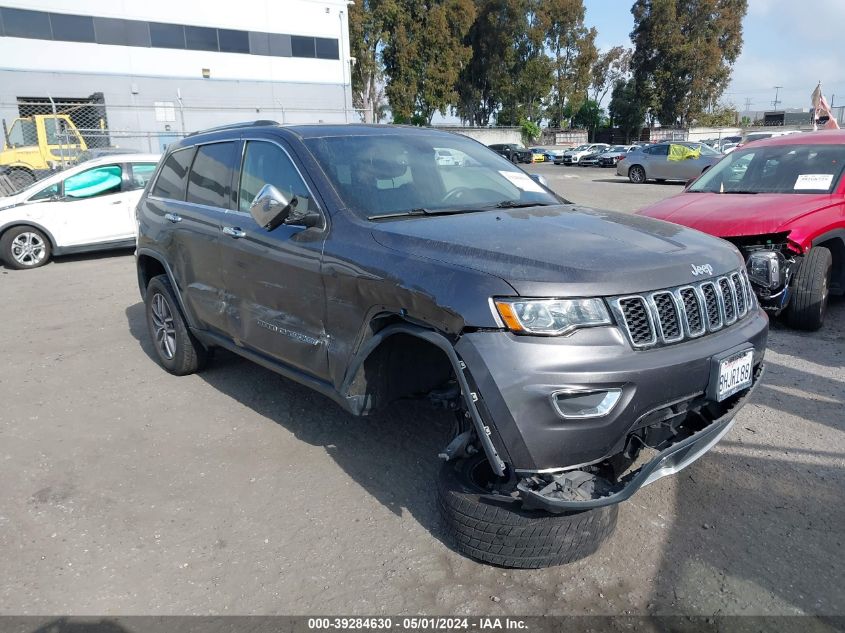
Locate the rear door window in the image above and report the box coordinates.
[186,142,237,209]
[151,147,196,200]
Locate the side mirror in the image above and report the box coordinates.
[248,184,321,231]
[249,184,293,231]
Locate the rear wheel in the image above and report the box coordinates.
[628,165,646,183]
[0,226,51,269]
[437,454,618,568]
[785,246,832,331]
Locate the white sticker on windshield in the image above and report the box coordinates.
[794,174,833,190]
[499,170,545,193]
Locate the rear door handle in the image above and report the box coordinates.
[164,213,182,223]
[222,226,246,239]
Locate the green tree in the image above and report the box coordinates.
[609,78,646,142]
[695,104,739,126]
[349,0,394,123]
[590,46,632,105]
[458,0,551,127]
[631,0,747,127]
[383,0,475,124]
[538,0,597,128]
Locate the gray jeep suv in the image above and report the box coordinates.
[135,122,768,568]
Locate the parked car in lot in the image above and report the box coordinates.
[0,153,159,269]
[638,130,845,330]
[541,148,565,163]
[598,145,639,167]
[558,143,610,165]
[739,130,802,147]
[617,141,723,183]
[488,143,533,164]
[528,147,547,162]
[135,122,767,568]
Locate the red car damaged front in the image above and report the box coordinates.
[637,130,845,330]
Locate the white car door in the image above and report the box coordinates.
[52,163,134,247]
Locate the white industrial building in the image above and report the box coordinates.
[0,0,355,151]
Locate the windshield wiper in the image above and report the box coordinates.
[494,200,553,209]
[367,207,491,220]
[721,190,760,194]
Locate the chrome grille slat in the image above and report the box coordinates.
[719,277,737,324]
[730,272,747,316]
[651,291,683,343]
[610,268,753,349]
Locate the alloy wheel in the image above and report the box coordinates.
[11,232,47,267]
[150,292,177,360]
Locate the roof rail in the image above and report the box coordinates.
[187,120,279,137]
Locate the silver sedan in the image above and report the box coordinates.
[616,142,723,183]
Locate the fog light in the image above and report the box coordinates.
[747,251,784,289]
[551,389,622,419]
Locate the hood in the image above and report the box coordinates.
[637,192,835,237]
[370,204,743,297]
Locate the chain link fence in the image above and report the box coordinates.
[0,97,366,192]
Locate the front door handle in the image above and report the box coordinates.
[164,213,182,223]
[222,226,246,239]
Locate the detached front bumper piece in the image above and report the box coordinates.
[517,365,764,512]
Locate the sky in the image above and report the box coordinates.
[584,0,845,113]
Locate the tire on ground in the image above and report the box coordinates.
[628,165,646,184]
[0,225,52,269]
[144,274,210,375]
[785,246,832,331]
[437,454,618,568]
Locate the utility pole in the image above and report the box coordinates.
[743,97,753,119]
[772,86,783,110]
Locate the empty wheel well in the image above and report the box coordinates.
[346,331,455,414]
[137,254,167,296]
[817,236,844,293]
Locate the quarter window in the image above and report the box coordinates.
[238,141,312,214]
[129,163,158,190]
[29,182,60,202]
[186,142,237,209]
[151,147,195,200]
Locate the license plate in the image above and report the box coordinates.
[715,350,754,401]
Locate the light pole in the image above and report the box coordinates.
[772,86,783,110]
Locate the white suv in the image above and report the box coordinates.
[0,153,159,269]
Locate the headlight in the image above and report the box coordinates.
[494,298,612,335]
[747,251,784,289]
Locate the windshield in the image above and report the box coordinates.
[7,119,37,147]
[610,146,627,152]
[305,133,561,219]
[572,145,590,151]
[689,144,845,194]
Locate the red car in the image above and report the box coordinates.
[637,130,844,330]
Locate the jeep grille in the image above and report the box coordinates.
[610,270,754,349]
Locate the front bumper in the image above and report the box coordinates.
[454,307,768,472]
[517,364,762,511]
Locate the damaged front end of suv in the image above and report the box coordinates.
[726,232,801,314]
